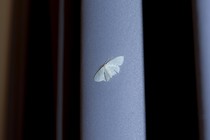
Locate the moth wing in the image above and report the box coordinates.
[107,56,124,66]
[105,64,120,76]
[94,56,124,82]
[104,67,112,81]
[94,66,106,82]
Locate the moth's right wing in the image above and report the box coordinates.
[107,56,124,66]
[94,66,106,82]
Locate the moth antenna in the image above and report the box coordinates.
[105,57,113,64]
[105,58,109,64]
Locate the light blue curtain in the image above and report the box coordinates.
[195,0,210,139]
[81,0,145,139]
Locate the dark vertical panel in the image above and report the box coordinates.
[6,0,29,140]
[23,1,55,140]
[63,0,81,139]
[143,0,199,139]
[50,0,59,139]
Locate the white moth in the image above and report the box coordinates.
[94,56,124,82]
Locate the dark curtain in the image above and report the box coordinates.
[63,0,81,140]
[143,0,199,140]
[6,0,199,140]
[7,0,59,140]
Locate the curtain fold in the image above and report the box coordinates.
[0,0,12,139]
[193,0,210,139]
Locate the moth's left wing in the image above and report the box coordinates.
[94,66,106,82]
